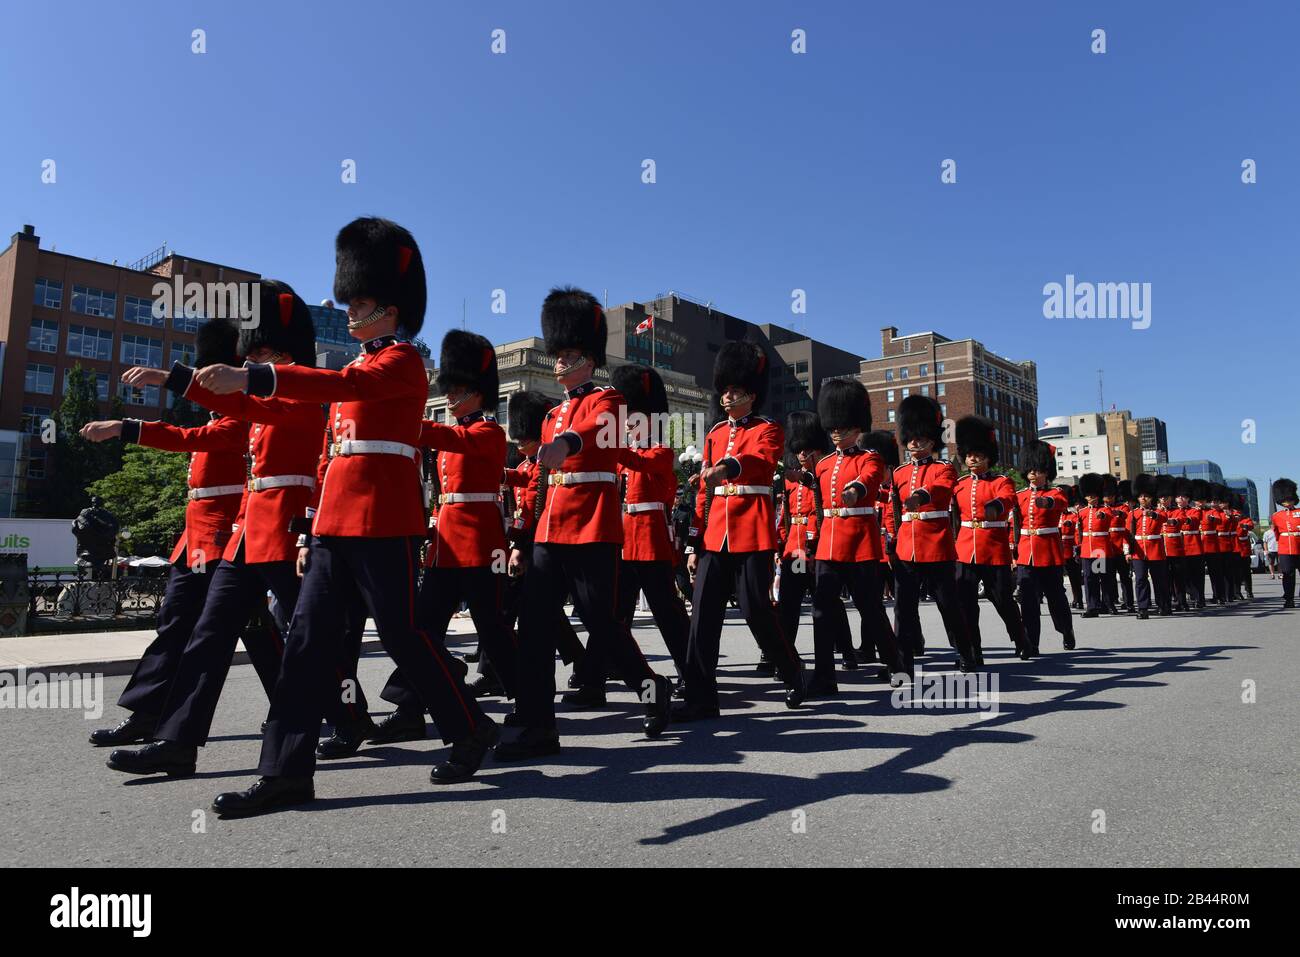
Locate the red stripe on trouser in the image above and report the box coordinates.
[406,539,476,731]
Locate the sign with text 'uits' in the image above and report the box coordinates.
[0,519,79,567]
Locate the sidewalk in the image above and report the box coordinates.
[0,615,481,679]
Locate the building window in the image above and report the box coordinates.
[937,382,945,396]
[27,452,45,480]
[34,278,63,309]
[124,294,164,328]
[901,388,910,399]
[170,342,196,367]
[173,310,201,334]
[884,368,894,382]
[941,403,948,417]
[937,361,945,373]
[21,406,51,434]
[900,367,909,380]
[886,389,894,403]
[118,382,160,407]
[1083,460,1090,469]
[67,324,114,361]
[795,360,808,374]
[921,385,930,396]
[71,284,116,318]
[121,334,163,368]
[903,339,912,354]
[920,363,929,376]
[28,319,59,353]
[64,369,110,401]
[887,409,896,423]
[25,363,55,394]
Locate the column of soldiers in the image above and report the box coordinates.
[78,215,1282,818]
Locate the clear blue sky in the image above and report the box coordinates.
[2,1,1296,507]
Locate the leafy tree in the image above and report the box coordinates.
[87,445,189,557]
[41,364,124,517]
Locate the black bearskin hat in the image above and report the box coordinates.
[817,378,871,433]
[1055,483,1078,507]
[1101,474,1118,499]
[195,317,238,368]
[541,286,607,368]
[1018,439,1057,481]
[507,391,555,444]
[1190,479,1211,502]
[1155,474,1176,500]
[436,330,498,401]
[1078,472,1105,499]
[955,414,998,467]
[333,217,426,337]
[785,411,829,456]
[1174,477,1193,500]
[240,279,316,368]
[1118,479,1134,503]
[1132,473,1158,499]
[611,364,668,417]
[712,340,769,411]
[859,429,900,469]
[1272,478,1297,506]
[898,394,944,447]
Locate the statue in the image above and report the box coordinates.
[71,496,119,581]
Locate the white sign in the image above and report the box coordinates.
[0,518,79,568]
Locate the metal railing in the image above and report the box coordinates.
[25,566,169,626]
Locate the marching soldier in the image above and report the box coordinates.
[1269,478,1298,608]
[776,411,838,663]
[500,391,587,678]
[1104,477,1135,613]
[1157,475,1188,612]
[1195,480,1224,604]
[1128,474,1172,618]
[808,379,904,695]
[363,331,521,745]
[195,218,500,814]
[1013,440,1076,652]
[890,395,977,673]
[1058,484,1084,609]
[860,430,901,616]
[1235,496,1255,600]
[84,318,249,746]
[494,287,673,760]
[106,282,357,779]
[952,415,1030,661]
[1076,473,1114,618]
[675,340,807,721]
[571,363,691,700]
[1176,478,1205,610]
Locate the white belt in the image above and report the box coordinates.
[713,484,771,496]
[249,474,314,492]
[624,501,665,514]
[1281,531,1300,537]
[548,471,616,486]
[960,520,1008,529]
[902,510,949,521]
[1022,527,1060,536]
[1217,532,1234,536]
[331,439,418,459]
[1181,531,1200,536]
[439,492,498,505]
[1082,531,1109,537]
[790,516,811,525]
[823,507,875,518]
[1135,535,1162,541]
[188,484,244,500]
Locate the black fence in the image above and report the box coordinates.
[25,565,169,628]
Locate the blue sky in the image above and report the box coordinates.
[2,1,1295,506]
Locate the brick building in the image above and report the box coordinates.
[856,327,1039,464]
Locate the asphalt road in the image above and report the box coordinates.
[3,579,1296,867]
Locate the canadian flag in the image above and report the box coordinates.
[635,315,654,334]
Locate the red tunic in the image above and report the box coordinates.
[1128,508,1166,561]
[535,381,625,546]
[692,414,783,554]
[618,444,678,563]
[779,474,819,561]
[1200,508,1222,554]
[125,415,248,568]
[814,447,885,563]
[1059,510,1078,560]
[1077,505,1117,559]
[953,472,1016,566]
[1181,506,1204,556]
[174,372,324,564]
[1015,486,1067,566]
[1271,508,1300,556]
[422,411,508,569]
[504,458,541,545]
[1108,503,1132,557]
[892,458,957,563]
[1218,510,1239,554]
[1161,507,1185,558]
[1235,515,1254,557]
[250,339,428,539]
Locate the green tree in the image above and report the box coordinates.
[41,364,124,517]
[87,445,190,557]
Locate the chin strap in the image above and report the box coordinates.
[348,303,388,331]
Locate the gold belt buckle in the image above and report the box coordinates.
[725,484,738,496]
[971,519,984,529]
[331,442,343,457]
[246,478,257,492]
